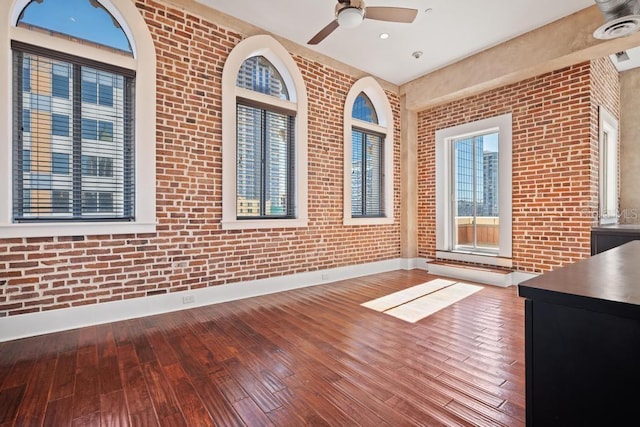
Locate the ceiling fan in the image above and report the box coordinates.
[307,0,418,45]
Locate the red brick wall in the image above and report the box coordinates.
[0,0,401,317]
[417,59,619,274]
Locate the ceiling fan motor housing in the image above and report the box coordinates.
[336,0,365,28]
[335,0,365,16]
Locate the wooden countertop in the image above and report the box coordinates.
[518,240,640,319]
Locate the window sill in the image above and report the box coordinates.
[436,250,513,268]
[221,218,308,230]
[343,216,394,226]
[599,218,618,226]
[0,221,157,239]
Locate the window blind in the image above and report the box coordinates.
[236,102,295,219]
[12,43,135,222]
[352,128,384,217]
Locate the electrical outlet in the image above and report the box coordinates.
[182,295,195,304]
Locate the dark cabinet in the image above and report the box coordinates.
[591,224,640,255]
[518,241,640,426]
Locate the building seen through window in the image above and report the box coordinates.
[351,92,384,218]
[12,0,134,221]
[235,55,294,219]
[453,132,500,251]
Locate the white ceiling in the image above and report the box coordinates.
[196,0,597,85]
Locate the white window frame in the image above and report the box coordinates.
[435,113,512,267]
[343,76,394,225]
[221,35,308,230]
[0,0,156,238]
[599,105,618,225]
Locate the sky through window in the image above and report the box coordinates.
[18,0,131,53]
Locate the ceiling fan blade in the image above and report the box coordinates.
[308,20,340,45]
[364,7,418,23]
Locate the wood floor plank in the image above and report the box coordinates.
[96,324,117,360]
[209,368,249,403]
[158,412,188,427]
[232,397,274,427]
[13,357,56,426]
[162,363,215,427]
[72,346,100,420]
[215,320,289,389]
[71,411,100,427]
[445,399,506,427]
[99,355,123,395]
[140,360,182,420]
[1,359,34,390]
[190,375,245,427]
[272,387,331,427]
[0,363,13,392]
[193,320,241,363]
[116,344,155,420]
[165,326,216,378]
[131,330,156,365]
[384,394,469,427]
[222,356,283,413]
[50,350,77,400]
[112,321,135,347]
[43,396,73,427]
[265,405,307,427]
[0,270,526,426]
[99,390,130,427]
[78,327,98,349]
[0,385,25,424]
[49,329,80,355]
[129,406,159,427]
[499,398,526,423]
[146,331,178,367]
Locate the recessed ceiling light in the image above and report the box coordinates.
[379,33,390,40]
[412,51,423,59]
[425,8,433,14]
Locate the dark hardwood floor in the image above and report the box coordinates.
[0,270,525,426]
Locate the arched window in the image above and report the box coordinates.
[17,0,132,53]
[222,35,308,229]
[0,0,156,238]
[344,78,394,225]
[236,56,289,99]
[352,93,378,124]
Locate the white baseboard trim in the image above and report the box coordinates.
[400,257,429,270]
[1,257,421,342]
[427,263,510,287]
[510,271,539,285]
[426,261,540,288]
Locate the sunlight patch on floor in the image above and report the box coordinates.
[361,279,483,323]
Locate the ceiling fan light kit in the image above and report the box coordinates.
[307,0,418,45]
[337,7,364,28]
